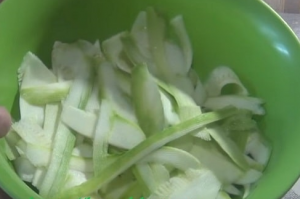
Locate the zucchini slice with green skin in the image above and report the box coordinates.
[53,106,238,199]
[131,63,165,136]
[139,146,201,171]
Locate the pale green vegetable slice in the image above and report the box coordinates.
[72,144,93,158]
[4,138,19,161]
[12,119,51,147]
[245,132,272,166]
[25,144,52,167]
[133,164,158,196]
[52,41,96,80]
[155,77,195,107]
[131,11,151,59]
[178,106,211,141]
[98,61,137,123]
[15,140,26,156]
[109,116,146,149]
[131,63,165,136]
[20,81,71,105]
[115,69,132,96]
[204,66,249,97]
[40,40,96,197]
[53,106,237,199]
[43,104,61,139]
[148,168,221,199]
[19,98,44,126]
[164,41,186,76]
[170,15,193,73]
[93,99,114,176]
[133,163,169,197]
[133,163,170,197]
[40,84,92,197]
[139,146,201,170]
[61,105,97,138]
[151,164,170,185]
[146,7,169,80]
[85,81,100,113]
[243,184,251,199]
[69,156,93,173]
[19,52,57,89]
[245,155,264,171]
[205,125,250,171]
[190,138,259,185]
[234,169,262,185]
[159,89,180,126]
[156,78,210,140]
[204,95,265,115]
[5,130,20,145]
[216,191,232,199]
[102,31,132,73]
[25,143,93,172]
[13,157,36,183]
[193,80,207,106]
[63,170,93,190]
[171,75,195,100]
[61,105,145,149]
[17,52,53,125]
[32,168,46,190]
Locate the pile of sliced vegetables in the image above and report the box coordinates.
[4,7,271,199]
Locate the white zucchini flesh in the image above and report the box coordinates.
[246,132,272,166]
[148,169,221,199]
[164,41,187,76]
[19,97,44,126]
[12,119,52,148]
[204,66,249,97]
[61,105,146,149]
[131,11,152,59]
[72,144,93,158]
[4,138,19,161]
[97,61,138,124]
[102,32,132,73]
[204,95,265,115]
[170,15,193,73]
[43,103,60,139]
[193,80,207,106]
[63,170,93,190]
[190,139,262,185]
[13,157,36,183]
[24,143,93,172]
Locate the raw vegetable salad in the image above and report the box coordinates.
[4,7,271,199]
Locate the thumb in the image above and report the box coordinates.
[0,107,12,138]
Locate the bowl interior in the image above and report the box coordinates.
[1,0,300,198]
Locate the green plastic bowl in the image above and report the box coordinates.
[0,0,300,198]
